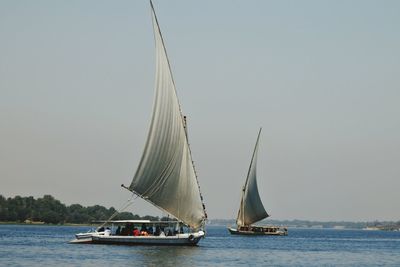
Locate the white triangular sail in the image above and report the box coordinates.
[236,128,269,226]
[129,1,206,229]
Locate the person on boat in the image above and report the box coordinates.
[140,230,148,236]
[147,226,154,235]
[97,227,105,232]
[105,227,111,236]
[159,230,166,237]
[140,223,147,233]
[115,226,121,235]
[120,226,128,236]
[154,226,161,236]
[167,229,173,236]
[123,223,131,235]
[133,227,140,236]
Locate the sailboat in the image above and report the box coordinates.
[71,1,207,246]
[228,128,287,236]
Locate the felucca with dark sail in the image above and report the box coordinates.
[228,128,287,236]
[71,1,207,245]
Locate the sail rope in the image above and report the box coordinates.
[182,116,207,226]
[96,193,138,230]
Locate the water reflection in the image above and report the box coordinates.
[1,225,400,266]
[131,246,198,266]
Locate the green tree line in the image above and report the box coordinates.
[0,195,161,224]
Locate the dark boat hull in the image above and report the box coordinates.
[90,234,202,246]
[228,227,287,236]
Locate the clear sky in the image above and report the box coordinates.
[1,0,399,221]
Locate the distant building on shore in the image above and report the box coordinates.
[24,219,45,225]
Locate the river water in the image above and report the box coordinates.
[0,225,399,266]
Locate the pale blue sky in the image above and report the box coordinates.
[1,0,399,221]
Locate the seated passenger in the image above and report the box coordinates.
[147,226,154,235]
[105,227,111,236]
[120,226,127,236]
[167,229,173,236]
[140,230,148,236]
[140,223,147,232]
[125,223,133,236]
[133,228,140,236]
[154,226,161,236]
[115,226,121,235]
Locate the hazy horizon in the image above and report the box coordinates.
[1,0,399,221]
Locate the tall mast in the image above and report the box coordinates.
[127,0,206,229]
[236,128,263,226]
[150,0,207,223]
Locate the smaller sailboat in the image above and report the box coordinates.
[228,128,287,236]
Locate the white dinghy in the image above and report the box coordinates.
[71,0,207,246]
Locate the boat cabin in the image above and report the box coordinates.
[92,220,192,237]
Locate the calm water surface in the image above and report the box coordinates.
[0,225,399,266]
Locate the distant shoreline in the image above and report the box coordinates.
[207,219,400,231]
[1,194,399,231]
[1,221,399,231]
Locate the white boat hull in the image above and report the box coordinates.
[75,231,105,240]
[70,231,205,246]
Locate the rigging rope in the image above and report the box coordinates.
[96,193,138,230]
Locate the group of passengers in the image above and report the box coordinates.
[238,226,287,233]
[113,223,184,237]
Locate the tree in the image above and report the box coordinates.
[0,195,157,224]
[0,195,9,221]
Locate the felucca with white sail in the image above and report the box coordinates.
[228,128,287,236]
[71,0,207,246]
